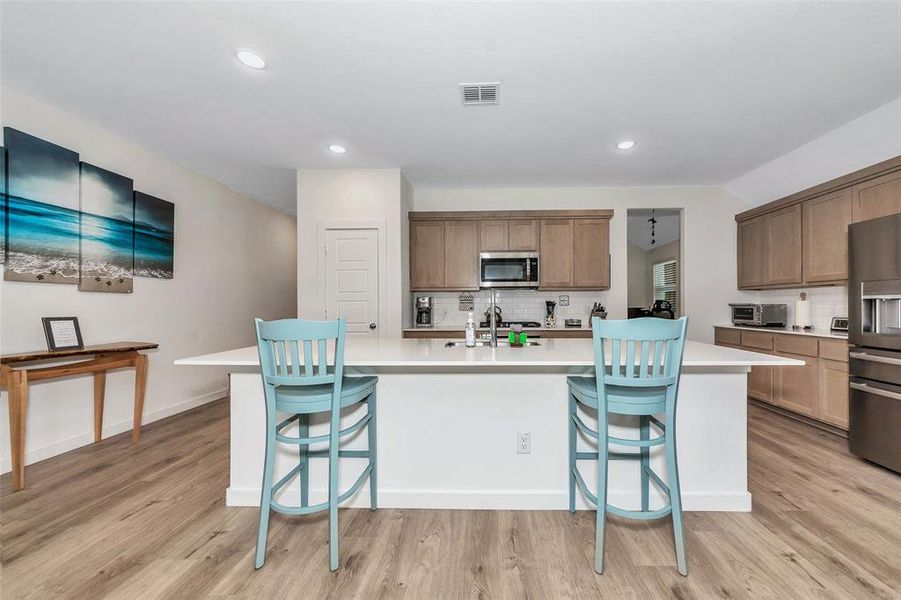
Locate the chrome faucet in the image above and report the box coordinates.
[489,289,498,347]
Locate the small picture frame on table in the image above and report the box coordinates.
[41,317,84,352]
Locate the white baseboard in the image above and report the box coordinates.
[1,388,227,474]
[225,486,752,512]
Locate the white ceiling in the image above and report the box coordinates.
[628,209,681,251]
[2,2,899,215]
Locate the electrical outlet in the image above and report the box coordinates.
[517,432,531,454]
[559,295,570,306]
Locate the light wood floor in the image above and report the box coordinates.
[2,400,900,599]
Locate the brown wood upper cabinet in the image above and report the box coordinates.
[479,220,509,251]
[734,155,901,290]
[508,220,540,251]
[852,170,901,223]
[803,189,852,283]
[410,220,479,290]
[410,220,445,289]
[411,210,612,291]
[444,221,479,289]
[539,219,574,287]
[765,204,803,286]
[479,219,539,251]
[573,219,611,289]
[737,215,766,288]
[538,218,611,290]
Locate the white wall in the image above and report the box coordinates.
[626,242,651,307]
[727,96,901,207]
[400,174,414,329]
[0,88,297,472]
[414,186,755,342]
[296,169,407,336]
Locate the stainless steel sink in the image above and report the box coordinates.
[444,340,541,348]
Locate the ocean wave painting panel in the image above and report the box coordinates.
[134,191,174,279]
[3,128,80,284]
[1,146,6,265]
[79,162,134,293]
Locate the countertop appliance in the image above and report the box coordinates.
[479,251,539,288]
[729,303,788,327]
[483,304,503,325]
[848,213,901,473]
[651,300,675,319]
[629,306,651,319]
[414,296,433,327]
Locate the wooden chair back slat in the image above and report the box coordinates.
[591,317,688,389]
[303,340,314,377]
[254,318,345,388]
[318,339,328,376]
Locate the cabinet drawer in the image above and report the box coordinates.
[714,327,742,347]
[818,339,848,362]
[741,331,773,351]
[774,334,818,357]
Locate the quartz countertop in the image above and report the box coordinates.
[176,338,801,369]
[713,324,849,340]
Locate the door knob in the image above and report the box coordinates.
[369,322,377,330]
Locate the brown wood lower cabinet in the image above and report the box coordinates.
[818,359,850,429]
[772,352,818,417]
[748,362,774,404]
[714,327,849,430]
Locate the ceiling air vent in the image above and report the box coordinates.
[460,82,499,106]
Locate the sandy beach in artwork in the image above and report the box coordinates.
[3,250,80,284]
[78,259,134,292]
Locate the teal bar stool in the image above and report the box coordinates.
[568,316,689,576]
[253,317,377,572]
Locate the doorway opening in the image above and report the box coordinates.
[626,209,682,319]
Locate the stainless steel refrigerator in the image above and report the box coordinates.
[849,213,901,473]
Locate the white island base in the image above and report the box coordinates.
[177,338,800,513]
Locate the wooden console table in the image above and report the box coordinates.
[1,342,158,491]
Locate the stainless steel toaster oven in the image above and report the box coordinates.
[729,303,787,327]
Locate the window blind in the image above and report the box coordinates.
[653,259,678,314]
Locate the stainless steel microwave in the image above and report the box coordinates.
[479,252,539,288]
[729,303,787,327]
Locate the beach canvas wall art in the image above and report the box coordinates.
[3,128,81,283]
[79,162,134,293]
[1,146,6,264]
[134,191,174,279]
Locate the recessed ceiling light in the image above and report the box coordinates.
[617,140,636,150]
[235,49,266,70]
[328,144,347,154]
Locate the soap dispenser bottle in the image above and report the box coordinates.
[465,312,476,347]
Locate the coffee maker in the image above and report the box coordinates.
[415,296,433,327]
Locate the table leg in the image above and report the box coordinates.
[133,354,148,444]
[93,371,106,443]
[8,370,28,491]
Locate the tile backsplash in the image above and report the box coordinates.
[417,290,611,328]
[756,286,848,332]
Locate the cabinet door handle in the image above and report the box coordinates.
[849,351,901,366]
[850,382,901,401]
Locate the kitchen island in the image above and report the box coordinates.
[176,338,800,512]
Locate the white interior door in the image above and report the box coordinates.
[324,228,379,336]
